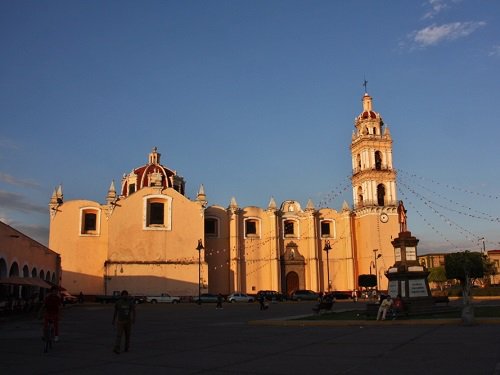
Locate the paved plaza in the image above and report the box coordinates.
[2,300,500,374]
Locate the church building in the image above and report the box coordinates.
[48,92,399,297]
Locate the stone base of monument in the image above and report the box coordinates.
[385,269,437,315]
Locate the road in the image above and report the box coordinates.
[2,299,500,374]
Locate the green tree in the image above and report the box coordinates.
[445,251,485,286]
[428,266,447,291]
[445,251,486,324]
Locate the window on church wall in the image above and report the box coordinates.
[143,195,172,230]
[80,208,100,235]
[375,151,382,170]
[356,154,361,170]
[283,219,297,238]
[357,186,363,207]
[377,184,385,206]
[84,213,97,231]
[149,203,164,225]
[245,219,260,238]
[129,183,136,195]
[205,217,219,237]
[320,220,335,238]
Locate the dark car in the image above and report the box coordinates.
[193,293,219,303]
[290,289,320,301]
[133,295,148,304]
[256,290,286,302]
[60,291,78,304]
[327,291,351,300]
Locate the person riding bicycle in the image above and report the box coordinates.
[40,286,62,342]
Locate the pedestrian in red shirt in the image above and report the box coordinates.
[41,286,62,342]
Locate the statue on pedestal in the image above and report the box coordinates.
[397,200,408,233]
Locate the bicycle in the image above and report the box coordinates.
[43,319,55,353]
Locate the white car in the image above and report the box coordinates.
[227,293,254,303]
[146,293,180,304]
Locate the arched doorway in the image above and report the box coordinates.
[286,271,299,295]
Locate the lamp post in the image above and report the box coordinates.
[373,249,382,291]
[481,237,486,254]
[196,239,204,305]
[323,240,332,292]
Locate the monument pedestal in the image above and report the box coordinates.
[386,231,434,312]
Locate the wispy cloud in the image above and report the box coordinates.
[0,217,49,246]
[0,137,19,150]
[489,45,500,57]
[410,21,486,48]
[0,172,41,189]
[423,0,449,19]
[0,190,47,214]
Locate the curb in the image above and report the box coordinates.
[248,316,500,327]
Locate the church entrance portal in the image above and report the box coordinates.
[286,271,299,295]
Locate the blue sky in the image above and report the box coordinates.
[1,0,499,254]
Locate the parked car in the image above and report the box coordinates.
[61,291,78,304]
[256,290,285,302]
[290,290,320,301]
[327,291,351,300]
[193,293,219,303]
[132,294,147,304]
[146,293,180,304]
[95,290,122,304]
[227,293,254,303]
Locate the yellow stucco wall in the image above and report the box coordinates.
[49,187,205,296]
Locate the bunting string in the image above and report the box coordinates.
[397,170,500,250]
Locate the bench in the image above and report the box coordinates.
[433,296,450,305]
[312,301,333,314]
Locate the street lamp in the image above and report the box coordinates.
[373,249,382,291]
[323,240,332,292]
[196,239,204,305]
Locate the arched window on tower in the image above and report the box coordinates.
[375,151,382,170]
[356,154,361,171]
[377,184,386,206]
[357,186,363,207]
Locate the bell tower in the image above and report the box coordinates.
[350,90,398,290]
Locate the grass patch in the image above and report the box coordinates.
[298,305,500,321]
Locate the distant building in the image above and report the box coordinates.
[418,253,446,269]
[49,92,401,296]
[419,251,500,288]
[0,221,60,302]
[487,250,500,285]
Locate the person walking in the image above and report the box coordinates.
[216,293,223,309]
[112,290,136,354]
[258,294,268,310]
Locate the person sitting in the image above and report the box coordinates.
[376,295,393,321]
[392,295,405,319]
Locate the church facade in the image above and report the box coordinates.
[49,92,399,296]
